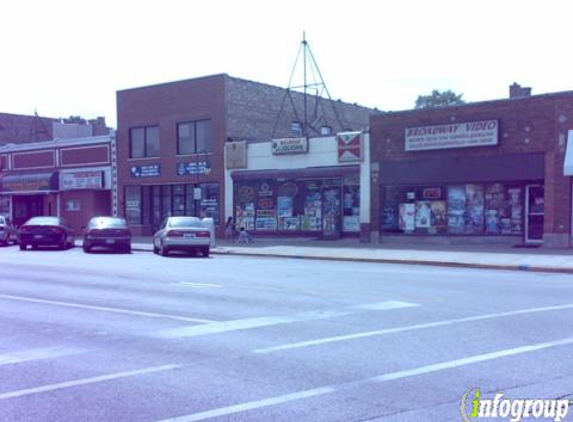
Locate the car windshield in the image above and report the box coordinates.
[168,217,201,228]
[89,217,127,228]
[25,217,60,226]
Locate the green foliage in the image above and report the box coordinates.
[415,90,465,109]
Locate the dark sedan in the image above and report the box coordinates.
[18,217,75,251]
[83,216,132,253]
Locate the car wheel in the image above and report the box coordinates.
[58,239,66,250]
[31,244,38,250]
[160,241,169,257]
[0,239,6,247]
[19,243,27,251]
[83,243,91,253]
[201,246,210,258]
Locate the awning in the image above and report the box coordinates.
[231,165,359,181]
[0,172,59,193]
[564,130,573,176]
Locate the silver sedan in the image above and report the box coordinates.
[153,216,212,257]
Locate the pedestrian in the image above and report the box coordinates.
[225,216,236,242]
[236,227,252,244]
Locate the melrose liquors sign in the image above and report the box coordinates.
[271,137,309,155]
[405,120,499,151]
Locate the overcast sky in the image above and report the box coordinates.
[2,1,572,128]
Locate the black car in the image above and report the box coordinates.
[19,217,75,251]
[83,216,132,253]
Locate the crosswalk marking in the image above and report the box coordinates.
[152,337,573,422]
[254,302,573,354]
[0,364,181,400]
[0,293,216,323]
[156,301,418,339]
[0,345,88,366]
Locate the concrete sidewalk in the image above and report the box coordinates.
[120,236,573,275]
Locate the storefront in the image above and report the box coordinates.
[0,135,115,233]
[225,132,370,239]
[369,88,572,247]
[123,182,221,231]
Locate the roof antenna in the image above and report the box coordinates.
[271,31,345,139]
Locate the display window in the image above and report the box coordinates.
[381,182,529,236]
[343,175,360,232]
[235,182,256,231]
[255,180,277,230]
[277,180,299,230]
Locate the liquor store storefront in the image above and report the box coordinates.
[231,167,361,237]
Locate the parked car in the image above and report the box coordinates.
[83,216,132,253]
[18,216,75,251]
[0,216,18,246]
[153,216,211,257]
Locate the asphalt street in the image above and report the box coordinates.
[1,244,573,422]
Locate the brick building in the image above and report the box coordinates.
[369,84,573,248]
[117,74,372,236]
[0,112,115,233]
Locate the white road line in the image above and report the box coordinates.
[254,302,573,353]
[0,364,181,400]
[156,301,418,339]
[154,337,573,422]
[0,294,216,324]
[172,283,223,289]
[0,346,88,366]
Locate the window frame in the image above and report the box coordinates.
[177,119,212,155]
[129,126,160,159]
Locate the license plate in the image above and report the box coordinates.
[106,239,116,244]
[34,235,43,239]
[184,233,196,238]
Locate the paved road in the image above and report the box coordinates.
[1,244,573,422]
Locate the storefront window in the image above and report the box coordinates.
[236,182,256,230]
[200,183,220,225]
[381,182,527,236]
[255,180,277,230]
[125,186,142,225]
[277,180,300,230]
[343,176,360,232]
[301,180,322,231]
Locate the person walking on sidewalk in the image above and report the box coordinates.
[225,216,236,242]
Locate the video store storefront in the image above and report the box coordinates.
[372,116,547,244]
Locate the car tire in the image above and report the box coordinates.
[31,244,38,250]
[123,245,131,254]
[0,239,6,247]
[19,243,26,251]
[58,239,66,251]
[201,246,210,258]
[83,243,91,253]
[160,241,169,257]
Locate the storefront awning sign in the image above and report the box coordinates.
[564,130,573,176]
[60,171,104,190]
[405,120,499,151]
[337,132,363,162]
[0,172,58,193]
[271,137,308,155]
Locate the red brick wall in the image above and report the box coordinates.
[369,92,573,246]
[60,145,110,166]
[13,150,55,169]
[116,75,227,235]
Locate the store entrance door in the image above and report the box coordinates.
[13,195,44,227]
[525,185,544,244]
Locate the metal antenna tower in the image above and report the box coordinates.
[272,32,345,139]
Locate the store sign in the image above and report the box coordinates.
[337,132,363,162]
[177,161,211,176]
[0,172,58,192]
[60,171,104,190]
[130,164,160,178]
[271,137,308,155]
[405,120,499,151]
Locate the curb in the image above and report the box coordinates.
[124,243,573,275]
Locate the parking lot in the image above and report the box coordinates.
[1,244,573,421]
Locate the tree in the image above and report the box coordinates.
[415,90,465,109]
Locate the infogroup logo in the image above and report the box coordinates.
[460,388,570,422]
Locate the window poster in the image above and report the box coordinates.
[277,181,298,230]
[415,201,432,228]
[301,181,322,231]
[399,203,415,232]
[465,184,484,234]
[430,200,447,233]
[343,183,360,232]
[508,188,523,235]
[235,183,255,230]
[447,186,466,234]
[255,180,276,230]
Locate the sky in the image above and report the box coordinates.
[2,0,573,128]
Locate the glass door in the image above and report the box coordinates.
[525,185,544,243]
